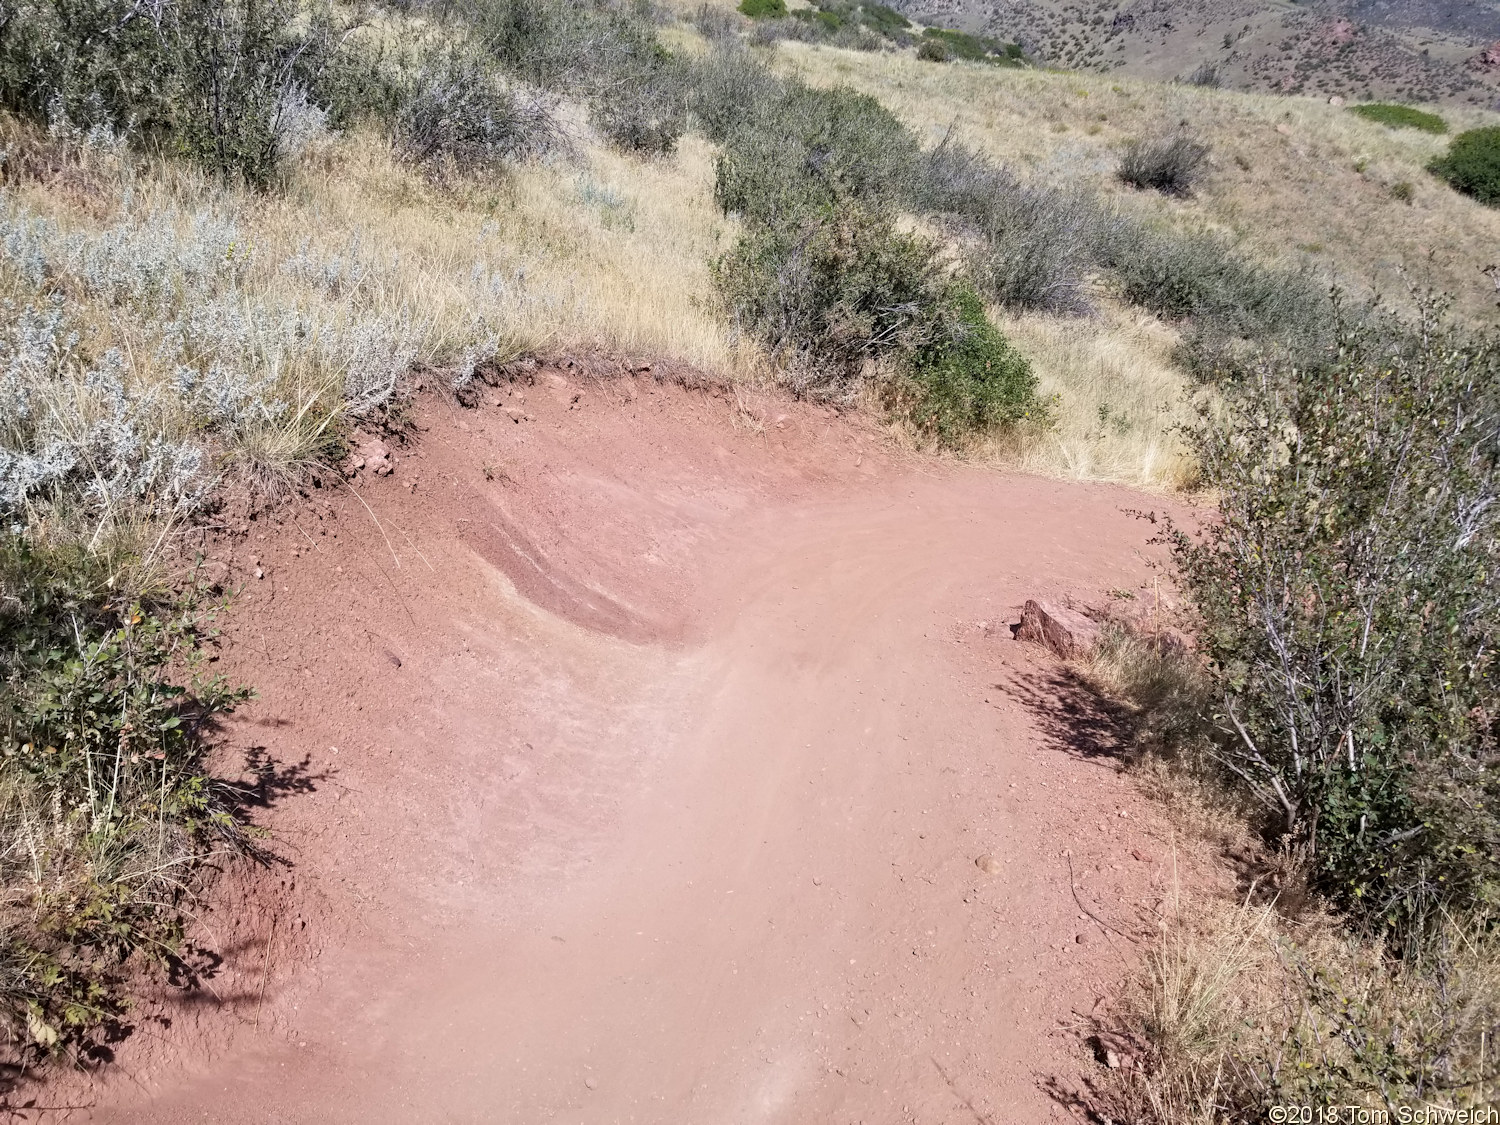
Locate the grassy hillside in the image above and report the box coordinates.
[772,40,1500,321]
[729,35,1498,488]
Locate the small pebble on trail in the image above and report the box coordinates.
[975,854,1001,875]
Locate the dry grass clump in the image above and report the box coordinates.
[986,304,1195,490]
[1098,895,1500,1122]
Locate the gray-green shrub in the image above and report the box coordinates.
[918,140,1121,314]
[1118,132,1210,197]
[690,42,784,144]
[0,0,328,188]
[1106,225,1332,376]
[394,51,561,175]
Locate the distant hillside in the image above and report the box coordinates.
[893,0,1500,107]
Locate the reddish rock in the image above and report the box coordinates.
[1016,600,1101,660]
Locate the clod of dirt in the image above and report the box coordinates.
[352,438,394,477]
[975,854,1002,875]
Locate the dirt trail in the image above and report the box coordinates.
[82,371,1178,1124]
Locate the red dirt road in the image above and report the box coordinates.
[83,371,1176,1124]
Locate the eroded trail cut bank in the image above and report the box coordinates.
[89,369,1179,1124]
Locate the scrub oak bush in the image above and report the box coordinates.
[919,27,1023,65]
[713,82,918,223]
[1169,300,1500,937]
[1429,127,1500,208]
[713,204,946,394]
[713,205,1039,442]
[894,286,1038,443]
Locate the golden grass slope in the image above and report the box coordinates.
[773,42,1500,326]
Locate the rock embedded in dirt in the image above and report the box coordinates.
[1015,600,1101,660]
[354,438,394,477]
[975,854,1001,875]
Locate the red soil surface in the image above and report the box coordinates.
[73,368,1183,1123]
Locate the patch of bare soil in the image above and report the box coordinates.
[59,367,1193,1123]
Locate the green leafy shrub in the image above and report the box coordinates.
[918,27,1023,65]
[713,203,947,394]
[714,204,1039,442]
[1350,103,1448,134]
[859,3,909,37]
[738,0,787,17]
[1429,126,1500,208]
[1169,301,1500,936]
[1118,132,1210,196]
[0,536,256,1057]
[917,37,951,62]
[713,82,918,223]
[793,8,841,32]
[894,286,1039,443]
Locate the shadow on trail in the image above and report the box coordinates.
[1004,665,1137,764]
